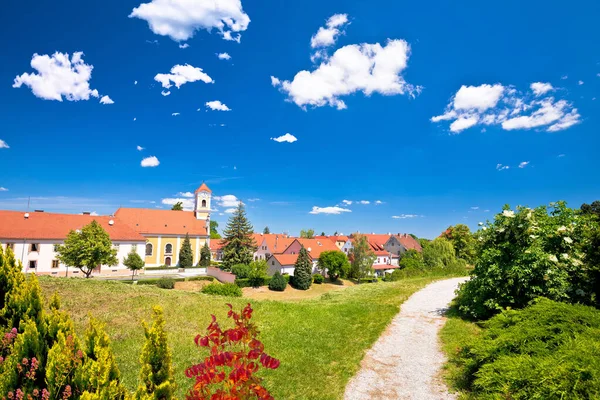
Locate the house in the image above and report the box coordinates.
[267,253,299,276]
[384,233,422,256]
[253,233,295,261]
[115,183,212,267]
[341,233,398,267]
[328,235,349,250]
[372,264,400,277]
[277,238,340,274]
[0,210,146,276]
[209,239,225,261]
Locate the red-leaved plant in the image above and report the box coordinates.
[185,303,280,400]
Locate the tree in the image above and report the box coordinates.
[349,235,376,281]
[423,237,455,269]
[178,233,193,268]
[334,231,339,236]
[221,203,257,271]
[300,229,315,239]
[210,220,221,239]
[320,232,326,237]
[581,200,600,218]
[268,272,287,291]
[136,306,176,400]
[171,202,183,211]
[263,226,270,234]
[199,242,211,267]
[292,246,313,290]
[56,220,118,278]
[317,250,350,281]
[123,251,145,281]
[399,249,425,270]
[441,224,476,263]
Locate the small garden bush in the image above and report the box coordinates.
[313,273,325,284]
[269,272,287,291]
[186,276,214,282]
[234,278,251,288]
[358,277,378,284]
[231,263,251,279]
[201,283,242,297]
[157,277,175,289]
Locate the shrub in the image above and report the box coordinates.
[234,278,251,288]
[358,277,378,284]
[313,274,325,284]
[399,249,425,270]
[248,260,269,287]
[231,264,251,279]
[422,237,455,269]
[292,247,312,290]
[282,274,291,284]
[186,276,214,282]
[185,304,279,399]
[156,278,175,289]
[451,298,600,399]
[201,283,242,297]
[317,250,350,280]
[269,272,287,291]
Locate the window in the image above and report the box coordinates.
[51,260,59,269]
[165,243,173,254]
[201,199,207,208]
[272,261,275,265]
[132,244,138,252]
[6,243,14,251]
[28,260,37,269]
[145,243,153,256]
[30,243,40,252]
[53,244,60,252]
[113,244,120,251]
[165,256,172,266]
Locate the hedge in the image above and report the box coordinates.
[235,276,272,288]
[201,283,242,297]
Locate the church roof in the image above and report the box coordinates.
[114,208,208,236]
[195,183,212,193]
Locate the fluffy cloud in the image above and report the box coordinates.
[154,64,213,93]
[214,194,241,208]
[205,100,231,111]
[161,197,194,210]
[496,164,509,171]
[471,207,479,210]
[99,95,114,105]
[0,187,8,192]
[247,198,260,202]
[217,52,231,60]
[0,140,8,149]
[342,200,353,205]
[136,145,144,151]
[359,200,370,205]
[432,83,581,133]
[177,191,194,198]
[530,82,553,96]
[129,0,250,42]
[141,156,160,167]
[179,43,189,49]
[272,38,418,110]
[309,206,351,215]
[172,112,180,116]
[310,13,349,49]
[13,52,107,102]
[578,80,584,85]
[392,214,419,219]
[134,80,138,85]
[161,90,171,96]
[519,161,530,168]
[375,200,384,205]
[270,133,297,143]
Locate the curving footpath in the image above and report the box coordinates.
[344,277,469,400]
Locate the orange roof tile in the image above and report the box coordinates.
[263,234,295,254]
[209,239,226,250]
[114,208,208,236]
[0,211,145,241]
[272,253,299,266]
[374,250,390,256]
[195,183,212,193]
[294,238,340,259]
[396,234,423,252]
[372,264,399,270]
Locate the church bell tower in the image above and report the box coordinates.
[194,182,212,222]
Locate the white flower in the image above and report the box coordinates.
[482,227,487,231]
[526,211,533,219]
[529,235,538,239]
[573,259,583,266]
[497,228,505,233]
[503,210,515,218]
[549,255,558,263]
[561,253,569,260]
[564,237,573,244]
[557,226,567,232]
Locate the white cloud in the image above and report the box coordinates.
[0,187,8,192]
[129,0,250,42]
[225,208,237,214]
[519,161,530,168]
[530,82,554,96]
[13,52,104,102]
[432,83,581,133]
[214,194,241,208]
[137,145,144,151]
[179,43,189,49]
[392,214,419,219]
[561,75,568,80]
[172,112,180,116]
[342,200,353,205]
[375,200,384,205]
[578,80,584,85]
[134,117,137,121]
[558,154,566,158]
[471,207,479,210]
[309,206,351,215]
[0,140,8,149]
[141,156,160,167]
[161,197,194,210]
[154,64,213,93]
[310,13,349,49]
[177,191,194,198]
[99,95,114,105]
[134,80,138,85]
[205,100,231,111]
[270,133,297,143]
[273,39,419,110]
[161,90,171,96]
[359,200,370,205]
[496,164,509,171]
[247,198,260,202]
[217,52,231,60]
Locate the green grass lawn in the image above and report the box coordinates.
[39,276,442,399]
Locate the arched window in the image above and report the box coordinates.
[201,199,207,208]
[145,243,153,256]
[165,257,172,266]
[165,243,173,254]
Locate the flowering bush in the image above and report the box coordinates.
[185,304,280,399]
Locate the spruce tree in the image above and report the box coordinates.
[199,242,211,267]
[293,246,313,290]
[263,226,270,234]
[221,202,257,271]
[178,233,193,268]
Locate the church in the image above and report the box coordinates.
[115,183,213,267]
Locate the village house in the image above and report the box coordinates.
[267,238,340,275]
[0,210,146,276]
[253,233,295,260]
[384,233,423,256]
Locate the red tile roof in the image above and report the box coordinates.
[330,235,349,242]
[372,264,400,270]
[262,234,295,254]
[374,250,390,256]
[361,234,393,251]
[195,183,212,193]
[114,208,208,236]
[209,239,226,250]
[272,253,299,266]
[293,238,340,259]
[396,234,422,252]
[0,211,145,241]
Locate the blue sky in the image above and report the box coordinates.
[1,0,599,238]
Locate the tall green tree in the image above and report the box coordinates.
[581,200,600,218]
[221,203,256,271]
[293,246,313,290]
[423,237,455,269]
[349,235,376,281]
[399,249,425,270]
[210,220,221,239]
[56,220,118,278]
[171,202,183,211]
[300,229,315,239]
[178,233,193,268]
[199,241,211,267]
[441,224,476,263]
[123,250,145,281]
[263,226,270,234]
[320,232,326,237]
[317,250,350,281]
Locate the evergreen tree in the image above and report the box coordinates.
[124,250,145,280]
[320,232,326,237]
[263,226,270,234]
[135,306,175,400]
[221,203,256,271]
[178,233,193,268]
[199,241,211,267]
[171,202,183,211]
[349,235,376,281]
[293,246,313,290]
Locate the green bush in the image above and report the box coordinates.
[186,276,214,282]
[423,237,455,269]
[156,278,175,289]
[399,249,425,270]
[282,273,291,284]
[451,298,600,399]
[358,277,378,284]
[231,264,251,279]
[235,278,251,288]
[268,272,287,292]
[313,274,325,284]
[201,283,242,297]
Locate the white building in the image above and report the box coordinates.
[0,210,146,276]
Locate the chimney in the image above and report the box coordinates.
[24,213,30,219]
[34,210,44,213]
[82,211,91,215]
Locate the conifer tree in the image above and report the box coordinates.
[221,202,257,271]
[199,242,211,267]
[178,233,193,268]
[263,226,270,234]
[293,246,313,290]
[135,306,176,400]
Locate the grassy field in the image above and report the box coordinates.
[39,276,442,399]
[242,279,355,301]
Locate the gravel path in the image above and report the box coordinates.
[344,277,468,400]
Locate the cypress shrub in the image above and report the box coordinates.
[292,246,312,290]
[268,272,287,292]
